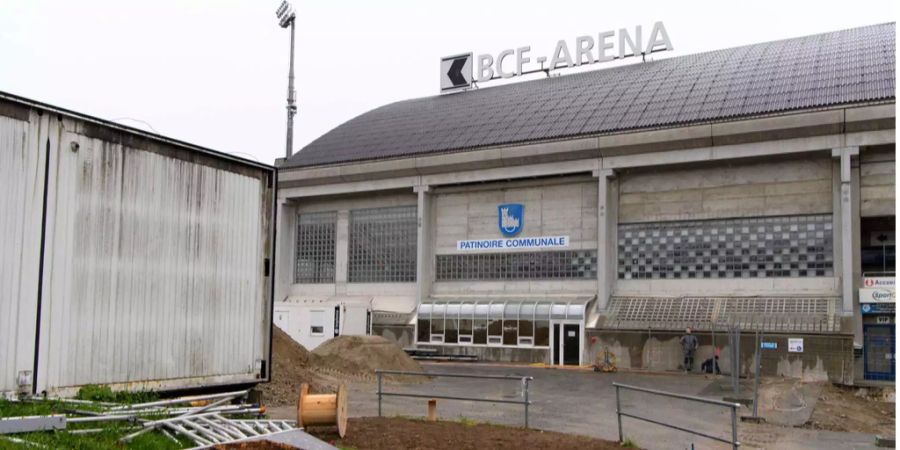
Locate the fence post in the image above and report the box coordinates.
[730,404,738,450]
[752,331,762,418]
[615,384,623,443]
[377,370,383,417]
[523,377,530,429]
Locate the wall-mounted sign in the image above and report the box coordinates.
[440,53,473,92]
[860,288,896,303]
[862,302,896,315]
[498,203,524,237]
[761,342,777,350]
[863,277,895,288]
[457,235,569,251]
[788,338,804,353]
[440,22,673,93]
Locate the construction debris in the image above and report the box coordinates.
[1,388,297,449]
[140,412,296,448]
[296,383,348,438]
[0,415,66,434]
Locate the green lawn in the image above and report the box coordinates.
[0,386,197,449]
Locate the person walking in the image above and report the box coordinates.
[680,328,699,373]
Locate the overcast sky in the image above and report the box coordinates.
[0,1,895,165]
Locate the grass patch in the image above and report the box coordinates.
[0,399,67,418]
[0,425,190,449]
[0,389,190,449]
[621,437,639,448]
[76,385,159,405]
[454,416,479,427]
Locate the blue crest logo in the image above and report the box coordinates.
[497,203,523,237]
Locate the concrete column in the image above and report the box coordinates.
[593,169,616,311]
[415,185,432,305]
[850,157,863,346]
[832,147,859,314]
[334,210,350,293]
[274,199,297,303]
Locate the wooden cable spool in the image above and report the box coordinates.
[296,383,348,438]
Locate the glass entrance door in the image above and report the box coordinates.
[864,324,895,381]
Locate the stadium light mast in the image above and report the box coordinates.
[276,1,297,159]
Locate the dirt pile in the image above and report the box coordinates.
[310,335,423,380]
[259,329,424,407]
[803,383,894,435]
[257,326,333,406]
[308,417,630,450]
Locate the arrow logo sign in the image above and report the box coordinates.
[440,53,473,93]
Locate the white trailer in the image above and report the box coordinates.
[274,297,372,350]
[0,91,275,396]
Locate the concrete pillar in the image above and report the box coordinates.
[593,169,616,311]
[274,199,297,303]
[334,210,350,293]
[415,185,432,304]
[832,147,859,314]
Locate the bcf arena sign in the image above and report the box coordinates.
[441,22,673,92]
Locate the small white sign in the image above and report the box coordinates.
[859,288,896,303]
[788,338,804,353]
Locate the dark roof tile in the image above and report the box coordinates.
[286,23,895,168]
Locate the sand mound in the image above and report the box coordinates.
[259,329,424,407]
[258,326,333,406]
[311,335,423,378]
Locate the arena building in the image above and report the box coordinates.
[274,23,896,383]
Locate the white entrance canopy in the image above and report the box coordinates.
[418,296,595,322]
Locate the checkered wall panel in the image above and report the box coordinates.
[618,214,834,280]
[436,250,598,281]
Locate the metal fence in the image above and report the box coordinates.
[614,382,741,450]
[375,369,533,428]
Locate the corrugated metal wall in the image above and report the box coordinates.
[2,96,273,395]
[0,111,46,393]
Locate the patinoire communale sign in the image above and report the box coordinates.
[441,21,673,92]
[456,204,569,251]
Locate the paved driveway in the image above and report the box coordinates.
[350,363,736,450]
[273,362,880,450]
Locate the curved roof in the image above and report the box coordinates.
[286,23,895,169]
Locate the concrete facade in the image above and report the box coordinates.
[276,100,895,382]
[617,157,833,223]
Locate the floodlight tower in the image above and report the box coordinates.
[276,1,297,159]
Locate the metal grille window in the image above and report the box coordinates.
[618,214,834,280]
[435,250,598,281]
[349,206,417,282]
[295,212,336,283]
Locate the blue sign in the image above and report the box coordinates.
[498,203,524,237]
[862,303,896,315]
[761,342,778,350]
